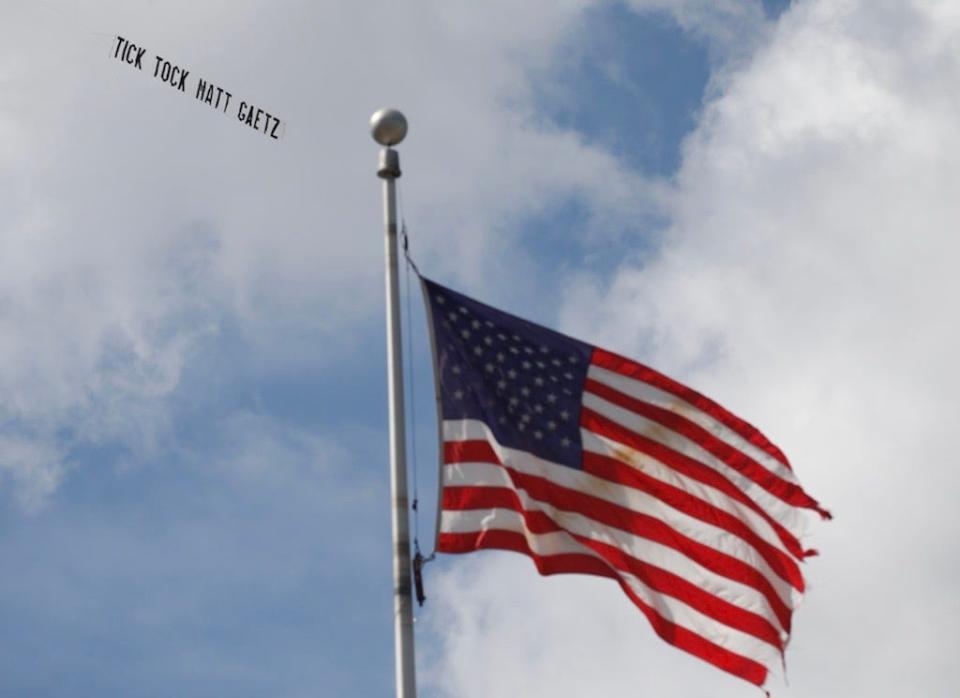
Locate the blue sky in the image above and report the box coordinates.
[3,1,960,696]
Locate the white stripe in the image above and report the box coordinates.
[580,430,796,562]
[444,461,513,488]
[582,393,806,539]
[441,507,784,669]
[444,419,502,442]
[443,419,801,606]
[588,364,798,484]
[443,461,791,635]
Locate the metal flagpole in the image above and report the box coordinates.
[370,108,417,698]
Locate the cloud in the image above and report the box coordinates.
[425,0,960,694]
[625,0,769,60]
[0,0,778,505]
[0,0,664,503]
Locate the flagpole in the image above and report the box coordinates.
[371,108,417,698]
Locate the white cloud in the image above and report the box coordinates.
[0,434,65,509]
[0,0,663,503]
[0,0,777,504]
[426,0,960,694]
[625,0,769,60]
[8,0,955,690]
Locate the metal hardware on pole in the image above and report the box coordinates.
[370,108,417,698]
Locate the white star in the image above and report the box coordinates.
[517,422,526,432]
[534,376,544,386]
[474,347,483,356]
[507,369,517,379]
[522,361,532,370]
[547,421,556,430]
[485,320,495,328]
[509,346,520,355]
[461,329,471,339]
[524,346,534,355]
[472,320,481,329]
[547,393,557,403]
[485,363,495,373]
[560,410,570,420]
[453,390,464,400]
[536,360,546,369]
[533,404,544,413]
[497,352,506,362]
[552,359,562,367]
[435,295,445,304]
[459,306,469,314]
[497,333,507,341]
[534,430,543,440]
[484,336,494,346]
[448,312,458,322]
[561,437,571,447]
[522,414,531,423]
[451,365,461,375]
[564,372,574,380]
[540,346,550,354]
[509,397,519,407]
[568,355,578,363]
[497,380,507,390]
[521,386,530,397]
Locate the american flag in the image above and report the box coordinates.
[422,277,828,687]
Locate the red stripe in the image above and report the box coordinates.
[577,536,784,650]
[443,486,786,648]
[581,450,804,590]
[591,348,788,468]
[445,439,502,465]
[585,377,829,518]
[581,408,818,560]
[437,528,769,686]
[444,440,796,627]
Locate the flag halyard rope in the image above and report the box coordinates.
[399,212,434,609]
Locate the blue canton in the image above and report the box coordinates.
[423,278,592,470]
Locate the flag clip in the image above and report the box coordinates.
[412,546,435,608]
[413,552,426,607]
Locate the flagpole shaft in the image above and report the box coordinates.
[378,140,417,697]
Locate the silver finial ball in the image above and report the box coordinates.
[370,108,408,146]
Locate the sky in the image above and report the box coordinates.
[1,0,958,696]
